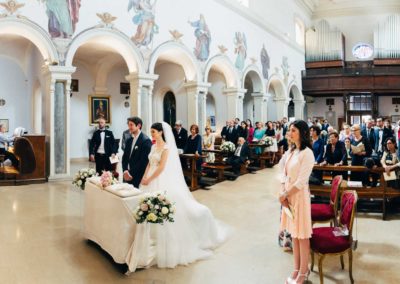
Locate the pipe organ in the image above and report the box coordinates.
[305,20,344,62]
[374,14,400,59]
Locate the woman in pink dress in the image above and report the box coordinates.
[279,120,314,284]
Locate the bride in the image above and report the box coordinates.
[125,122,229,272]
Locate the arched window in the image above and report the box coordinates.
[163,91,176,126]
[352,43,374,59]
[295,18,305,46]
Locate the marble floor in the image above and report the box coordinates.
[1,162,400,284]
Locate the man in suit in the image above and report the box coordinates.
[234,118,240,131]
[173,120,188,152]
[221,121,230,140]
[89,116,118,175]
[281,117,288,137]
[122,117,152,188]
[362,119,375,152]
[374,118,393,157]
[226,137,249,179]
[226,120,239,144]
[321,119,330,132]
[121,118,132,151]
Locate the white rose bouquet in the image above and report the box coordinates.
[72,168,97,190]
[134,192,175,224]
[259,136,273,147]
[220,141,236,153]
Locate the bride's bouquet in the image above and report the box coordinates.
[134,192,175,224]
[100,171,118,189]
[72,168,97,190]
[220,141,236,153]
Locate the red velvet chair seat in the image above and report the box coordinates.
[311,227,351,254]
[311,204,335,221]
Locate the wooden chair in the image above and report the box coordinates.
[14,137,36,175]
[311,190,358,284]
[311,175,342,226]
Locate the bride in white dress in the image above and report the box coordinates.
[125,122,229,272]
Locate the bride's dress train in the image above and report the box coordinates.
[125,123,229,272]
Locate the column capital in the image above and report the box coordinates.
[184,81,211,94]
[42,65,76,81]
[93,87,108,95]
[125,72,159,87]
[223,87,247,100]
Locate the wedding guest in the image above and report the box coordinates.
[203,126,215,163]
[239,121,249,140]
[225,120,239,144]
[253,121,265,155]
[173,120,188,152]
[89,116,118,175]
[321,119,330,132]
[184,124,203,171]
[381,137,400,189]
[344,137,352,161]
[0,124,18,167]
[234,117,240,130]
[310,125,324,183]
[350,124,372,185]
[221,120,230,140]
[374,118,393,157]
[279,120,314,284]
[265,121,278,162]
[246,119,254,143]
[121,118,131,151]
[320,132,348,179]
[282,117,289,137]
[275,121,283,143]
[339,124,353,142]
[226,137,249,179]
[361,119,375,150]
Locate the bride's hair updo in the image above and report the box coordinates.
[151,122,166,142]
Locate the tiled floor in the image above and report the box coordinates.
[0,162,399,283]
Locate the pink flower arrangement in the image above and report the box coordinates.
[100,171,117,188]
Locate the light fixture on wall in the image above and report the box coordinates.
[395,105,399,112]
[0,99,5,106]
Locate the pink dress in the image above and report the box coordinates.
[279,147,314,239]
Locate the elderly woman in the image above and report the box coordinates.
[0,124,18,167]
[203,126,215,163]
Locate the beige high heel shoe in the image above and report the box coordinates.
[285,270,299,284]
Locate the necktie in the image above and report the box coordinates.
[235,145,241,156]
[229,128,232,134]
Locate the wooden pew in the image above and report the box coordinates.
[179,153,206,191]
[310,165,400,220]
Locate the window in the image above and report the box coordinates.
[349,94,372,111]
[237,0,249,7]
[295,18,305,46]
[352,43,374,59]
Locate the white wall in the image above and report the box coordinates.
[378,96,399,119]
[306,97,344,128]
[208,71,228,133]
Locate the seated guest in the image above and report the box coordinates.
[321,119,330,131]
[381,137,400,189]
[184,124,202,171]
[226,137,249,179]
[0,124,18,167]
[253,121,265,155]
[310,125,325,182]
[203,126,215,163]
[344,137,352,161]
[349,124,372,185]
[320,132,348,179]
[265,121,278,162]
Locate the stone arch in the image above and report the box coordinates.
[153,87,176,123]
[148,41,201,82]
[204,54,240,88]
[0,17,58,62]
[287,81,304,101]
[266,74,287,99]
[65,27,145,73]
[242,65,264,93]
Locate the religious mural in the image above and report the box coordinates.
[188,14,211,62]
[128,0,159,48]
[40,0,81,38]
[260,44,270,79]
[234,32,247,70]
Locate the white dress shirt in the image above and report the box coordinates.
[97,131,106,154]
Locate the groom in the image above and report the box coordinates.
[122,117,152,188]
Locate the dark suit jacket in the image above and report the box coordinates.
[122,132,152,188]
[312,138,325,163]
[321,123,330,131]
[374,127,393,153]
[89,129,118,156]
[226,127,239,144]
[325,141,347,165]
[221,126,229,139]
[173,128,188,150]
[361,127,375,150]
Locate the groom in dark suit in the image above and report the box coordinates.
[122,117,152,188]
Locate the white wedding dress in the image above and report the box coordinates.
[125,122,229,272]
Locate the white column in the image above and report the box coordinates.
[125,72,159,132]
[275,98,289,120]
[224,88,247,120]
[252,93,268,123]
[184,81,210,129]
[293,99,306,120]
[42,66,76,180]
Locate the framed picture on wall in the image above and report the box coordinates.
[0,119,9,132]
[89,95,111,125]
[210,116,216,126]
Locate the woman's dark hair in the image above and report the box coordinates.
[241,121,248,128]
[190,124,199,134]
[329,132,339,139]
[246,119,253,128]
[151,122,165,142]
[255,121,260,128]
[290,120,311,151]
[266,121,273,130]
[310,125,321,136]
[384,137,397,151]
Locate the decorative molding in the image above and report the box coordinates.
[218,45,228,54]
[96,12,117,28]
[0,0,24,16]
[169,29,183,42]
